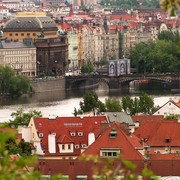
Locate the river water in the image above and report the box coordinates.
[0,82,179,123]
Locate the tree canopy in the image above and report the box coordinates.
[0,131,41,179]
[0,66,32,97]
[8,108,42,128]
[128,31,180,73]
[74,92,156,116]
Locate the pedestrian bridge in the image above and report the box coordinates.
[65,73,180,91]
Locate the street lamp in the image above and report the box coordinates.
[37,61,40,77]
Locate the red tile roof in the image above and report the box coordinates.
[33,116,109,156]
[134,121,180,147]
[132,115,164,126]
[82,123,144,160]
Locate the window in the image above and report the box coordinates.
[62,144,65,150]
[68,144,71,150]
[15,33,18,36]
[70,132,76,137]
[39,133,43,138]
[9,33,12,36]
[21,33,24,36]
[102,151,118,157]
[77,132,83,137]
[100,148,120,158]
[76,175,87,180]
[74,145,79,149]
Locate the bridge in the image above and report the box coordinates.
[65,73,180,91]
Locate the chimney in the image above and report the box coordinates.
[109,128,117,138]
[144,146,150,160]
[100,122,109,134]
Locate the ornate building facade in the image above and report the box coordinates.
[3,12,68,76]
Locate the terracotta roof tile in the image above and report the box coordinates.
[134,121,180,147]
[33,116,109,156]
[82,123,144,160]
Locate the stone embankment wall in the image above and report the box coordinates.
[31,77,65,93]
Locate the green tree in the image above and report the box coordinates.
[139,93,154,114]
[128,39,179,73]
[122,93,155,115]
[158,30,180,43]
[0,66,32,97]
[105,97,122,112]
[8,108,42,128]
[164,114,179,120]
[0,66,15,95]
[81,62,94,74]
[121,95,133,114]
[9,75,31,97]
[6,137,32,157]
[0,131,41,180]
[76,92,105,115]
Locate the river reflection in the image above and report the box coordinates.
[0,83,179,122]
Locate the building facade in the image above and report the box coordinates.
[3,12,68,76]
[0,39,36,77]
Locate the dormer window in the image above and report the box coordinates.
[39,133,43,138]
[77,132,83,137]
[81,144,87,148]
[70,132,76,137]
[165,138,171,143]
[109,128,117,138]
[100,148,121,158]
[74,145,79,149]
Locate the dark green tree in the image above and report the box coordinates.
[81,62,94,74]
[0,66,32,97]
[9,75,31,97]
[75,92,105,115]
[0,66,15,95]
[158,30,180,43]
[0,131,41,179]
[139,93,154,114]
[105,97,122,112]
[121,95,133,114]
[122,93,155,115]
[18,139,32,157]
[164,114,179,120]
[8,108,42,128]
[128,39,179,73]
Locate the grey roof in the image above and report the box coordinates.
[105,112,134,125]
[0,40,35,49]
[3,17,58,31]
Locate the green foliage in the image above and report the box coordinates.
[79,92,105,115]
[8,108,42,128]
[128,38,180,73]
[164,114,179,120]
[81,63,94,74]
[160,0,180,16]
[0,66,32,97]
[100,0,160,9]
[122,93,155,115]
[139,93,154,114]
[105,97,122,112]
[0,131,41,180]
[79,154,156,179]
[6,138,32,157]
[75,92,105,115]
[158,30,180,43]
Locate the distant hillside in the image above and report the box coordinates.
[100,0,160,9]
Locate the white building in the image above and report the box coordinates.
[0,39,36,77]
[153,99,180,117]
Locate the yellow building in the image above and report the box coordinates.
[3,12,58,42]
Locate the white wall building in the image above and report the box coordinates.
[0,39,36,77]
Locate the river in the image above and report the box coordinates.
[0,82,179,123]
